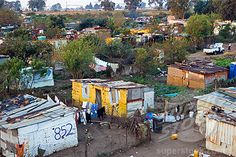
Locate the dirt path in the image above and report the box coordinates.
[188,43,236,61]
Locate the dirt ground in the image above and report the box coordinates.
[49,118,229,157]
[188,43,236,61]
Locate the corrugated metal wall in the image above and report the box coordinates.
[72,81,128,117]
[206,117,236,157]
[167,66,228,89]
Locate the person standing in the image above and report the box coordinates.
[228,43,232,51]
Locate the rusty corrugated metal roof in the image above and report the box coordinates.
[170,60,228,74]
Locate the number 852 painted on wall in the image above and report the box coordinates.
[52,123,74,140]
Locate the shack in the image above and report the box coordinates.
[71,79,155,117]
[167,60,228,89]
[0,95,78,157]
[195,87,236,157]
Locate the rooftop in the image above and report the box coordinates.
[71,79,147,89]
[0,94,77,129]
[170,60,228,74]
[195,87,236,125]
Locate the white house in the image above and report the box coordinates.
[0,95,78,157]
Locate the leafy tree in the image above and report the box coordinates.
[194,0,214,14]
[85,2,93,10]
[99,0,115,11]
[134,48,149,74]
[0,57,24,92]
[186,14,213,47]
[167,0,190,19]
[0,9,20,26]
[148,0,166,9]
[216,24,236,42]
[124,0,142,11]
[7,28,31,40]
[28,0,46,11]
[97,40,133,62]
[45,27,62,39]
[78,18,108,30]
[94,3,101,9]
[0,0,4,8]
[47,15,65,28]
[162,39,189,64]
[213,0,236,21]
[50,3,62,11]
[60,36,96,78]
[116,4,122,9]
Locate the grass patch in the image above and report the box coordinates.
[214,57,235,68]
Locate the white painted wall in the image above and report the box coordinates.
[18,113,78,157]
[144,90,155,109]
[127,101,143,116]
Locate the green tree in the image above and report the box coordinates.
[28,0,46,11]
[186,14,213,47]
[97,40,133,62]
[194,0,214,14]
[148,0,165,9]
[99,0,115,11]
[47,15,65,29]
[0,57,24,92]
[162,39,189,64]
[213,0,236,21]
[124,0,142,18]
[134,48,149,74]
[0,9,20,26]
[167,0,190,19]
[60,36,96,78]
[7,28,31,40]
[50,3,62,11]
[0,0,4,8]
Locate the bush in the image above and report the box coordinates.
[214,58,235,68]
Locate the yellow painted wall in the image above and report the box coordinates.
[72,81,128,117]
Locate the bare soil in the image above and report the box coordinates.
[188,43,236,61]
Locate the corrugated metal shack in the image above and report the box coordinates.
[71,79,155,117]
[0,95,78,157]
[167,60,228,89]
[195,87,236,157]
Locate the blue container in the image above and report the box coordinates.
[229,62,236,79]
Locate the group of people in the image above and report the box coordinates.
[77,102,106,125]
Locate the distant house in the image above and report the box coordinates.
[81,26,111,40]
[0,94,78,157]
[167,60,228,89]
[195,88,236,157]
[71,79,155,117]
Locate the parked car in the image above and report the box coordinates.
[203,43,225,55]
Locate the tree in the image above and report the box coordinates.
[85,2,93,10]
[28,0,46,11]
[194,0,214,14]
[0,0,4,8]
[124,0,142,11]
[50,3,62,11]
[99,0,115,11]
[148,0,166,9]
[47,15,65,28]
[60,36,96,78]
[124,0,142,18]
[213,0,236,21]
[140,2,146,8]
[116,4,122,9]
[134,48,149,74]
[0,9,20,26]
[167,0,190,19]
[94,3,101,10]
[186,14,213,47]
[97,40,134,65]
[162,39,189,64]
[0,57,24,92]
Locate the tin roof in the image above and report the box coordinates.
[71,79,147,89]
[195,87,236,123]
[170,60,228,74]
[0,95,77,129]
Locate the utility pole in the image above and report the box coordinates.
[65,0,68,12]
